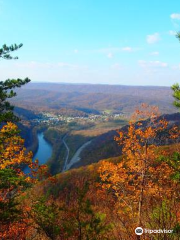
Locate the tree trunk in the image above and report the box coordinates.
[137,169,145,240]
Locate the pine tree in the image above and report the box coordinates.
[0,43,30,123]
[171,33,180,108]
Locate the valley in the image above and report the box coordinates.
[13,83,179,175]
[19,109,127,174]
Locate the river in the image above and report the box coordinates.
[24,132,52,173]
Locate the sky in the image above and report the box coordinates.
[1,0,180,86]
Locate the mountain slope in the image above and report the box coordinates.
[12,83,177,115]
[73,112,180,168]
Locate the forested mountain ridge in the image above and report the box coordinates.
[24,137,180,240]
[72,112,180,169]
[12,83,176,115]
[14,106,40,120]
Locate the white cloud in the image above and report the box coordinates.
[121,47,133,52]
[57,62,80,69]
[170,14,180,28]
[150,51,159,56]
[139,60,168,68]
[74,49,78,54]
[171,64,180,70]
[107,52,113,58]
[121,46,142,52]
[15,61,53,69]
[169,30,176,36]
[111,63,122,70]
[95,47,121,53]
[170,13,180,20]
[94,46,140,54]
[147,33,160,44]
[15,61,86,70]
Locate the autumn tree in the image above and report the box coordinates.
[0,122,51,239]
[99,104,180,239]
[31,196,61,240]
[61,182,112,240]
[0,123,32,238]
[0,43,51,239]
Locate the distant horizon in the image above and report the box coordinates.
[25,81,172,88]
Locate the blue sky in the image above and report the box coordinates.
[1,0,180,86]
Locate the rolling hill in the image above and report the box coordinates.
[12,83,177,115]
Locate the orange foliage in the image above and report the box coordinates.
[0,122,52,239]
[99,104,180,236]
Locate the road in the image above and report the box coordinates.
[62,134,70,172]
[62,136,92,171]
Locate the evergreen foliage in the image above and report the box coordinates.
[0,43,23,60]
[172,83,180,108]
[172,34,180,109]
[0,43,30,123]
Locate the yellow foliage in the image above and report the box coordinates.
[99,104,180,228]
[0,122,33,172]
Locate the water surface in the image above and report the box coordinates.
[24,132,52,173]
[33,132,52,164]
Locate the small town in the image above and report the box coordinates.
[31,112,126,125]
